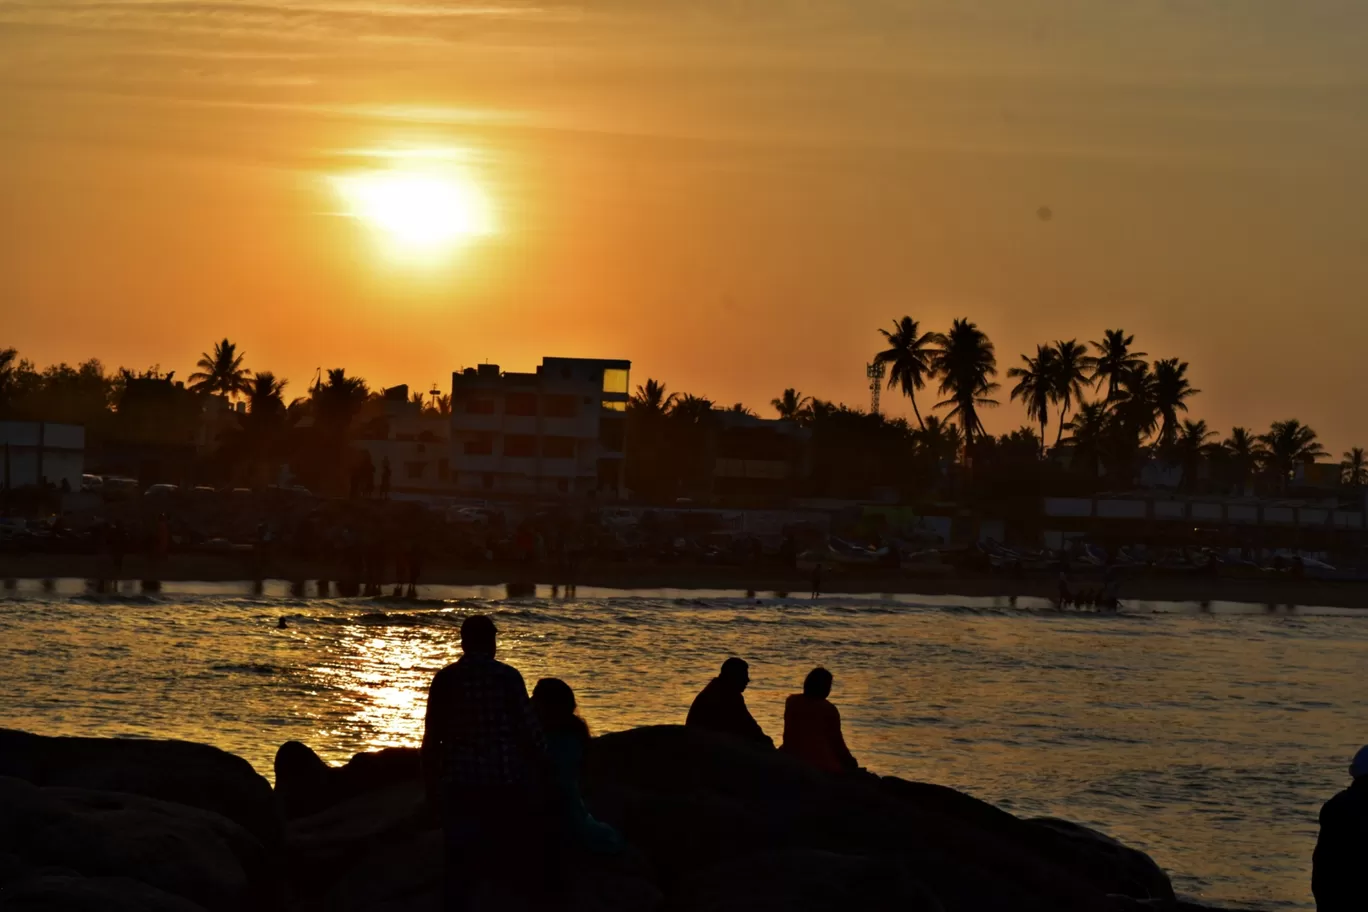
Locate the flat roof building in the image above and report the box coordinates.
[449,357,630,498]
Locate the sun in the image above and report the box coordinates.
[331,161,493,258]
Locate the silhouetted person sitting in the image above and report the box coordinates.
[422,615,552,911]
[686,657,773,748]
[531,677,623,855]
[781,667,858,775]
[1314,745,1368,912]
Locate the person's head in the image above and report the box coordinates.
[532,677,589,741]
[803,667,833,700]
[1350,745,1368,780]
[460,614,497,658]
[719,657,750,692]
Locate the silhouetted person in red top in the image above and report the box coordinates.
[686,657,773,748]
[781,667,858,774]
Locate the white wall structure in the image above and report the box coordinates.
[449,357,630,498]
[0,422,85,491]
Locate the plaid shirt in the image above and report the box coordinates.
[423,655,547,789]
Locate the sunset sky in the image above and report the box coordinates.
[3,1,1367,448]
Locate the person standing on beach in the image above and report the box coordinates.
[1313,745,1368,911]
[686,657,774,748]
[422,615,555,910]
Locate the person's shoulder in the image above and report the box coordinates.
[1321,787,1355,822]
[431,661,463,682]
[428,661,465,694]
[491,659,528,685]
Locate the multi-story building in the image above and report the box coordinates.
[449,357,630,498]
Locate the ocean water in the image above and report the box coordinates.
[3,580,1366,909]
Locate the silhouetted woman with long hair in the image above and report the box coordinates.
[531,678,623,854]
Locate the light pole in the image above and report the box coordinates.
[866,362,886,415]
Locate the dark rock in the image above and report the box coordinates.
[335,747,422,797]
[0,776,272,911]
[584,726,1146,911]
[0,873,208,911]
[0,726,1207,912]
[273,742,333,818]
[0,729,278,850]
[274,742,422,819]
[680,848,940,912]
[1029,818,1175,903]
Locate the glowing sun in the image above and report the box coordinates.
[331,161,493,257]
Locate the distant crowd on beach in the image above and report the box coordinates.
[419,613,1368,911]
[420,615,863,909]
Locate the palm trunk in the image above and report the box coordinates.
[1054,403,1070,446]
[910,395,925,431]
[1039,420,1047,458]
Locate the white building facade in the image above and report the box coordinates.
[0,422,85,491]
[449,357,630,498]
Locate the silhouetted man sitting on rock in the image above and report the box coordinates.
[1314,745,1368,912]
[781,667,859,775]
[686,657,773,748]
[422,615,553,911]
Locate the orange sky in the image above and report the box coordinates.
[3,2,1367,449]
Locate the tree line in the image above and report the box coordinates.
[3,326,1365,502]
[626,318,1368,500]
[0,340,448,495]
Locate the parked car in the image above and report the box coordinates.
[144,484,179,497]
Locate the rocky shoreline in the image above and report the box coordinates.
[0,725,1242,911]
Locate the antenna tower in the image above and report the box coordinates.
[866,361,886,415]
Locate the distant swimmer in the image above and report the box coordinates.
[277,617,289,629]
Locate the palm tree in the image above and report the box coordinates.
[0,347,18,412]
[1007,345,1056,456]
[932,318,999,442]
[1050,339,1091,445]
[1151,358,1199,448]
[771,388,812,422]
[422,393,452,417]
[669,393,715,424]
[728,403,755,417]
[915,415,963,468]
[1065,402,1109,477]
[1257,419,1326,492]
[1172,419,1217,491]
[1089,329,1147,402]
[311,368,369,431]
[1222,427,1259,494]
[1342,447,1368,487]
[188,338,252,400]
[631,379,677,417]
[874,316,941,429]
[247,371,288,417]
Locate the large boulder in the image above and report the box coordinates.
[0,874,208,911]
[274,742,422,819]
[679,849,940,912]
[584,726,1159,912]
[0,729,278,849]
[0,776,274,911]
[1028,818,1175,903]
